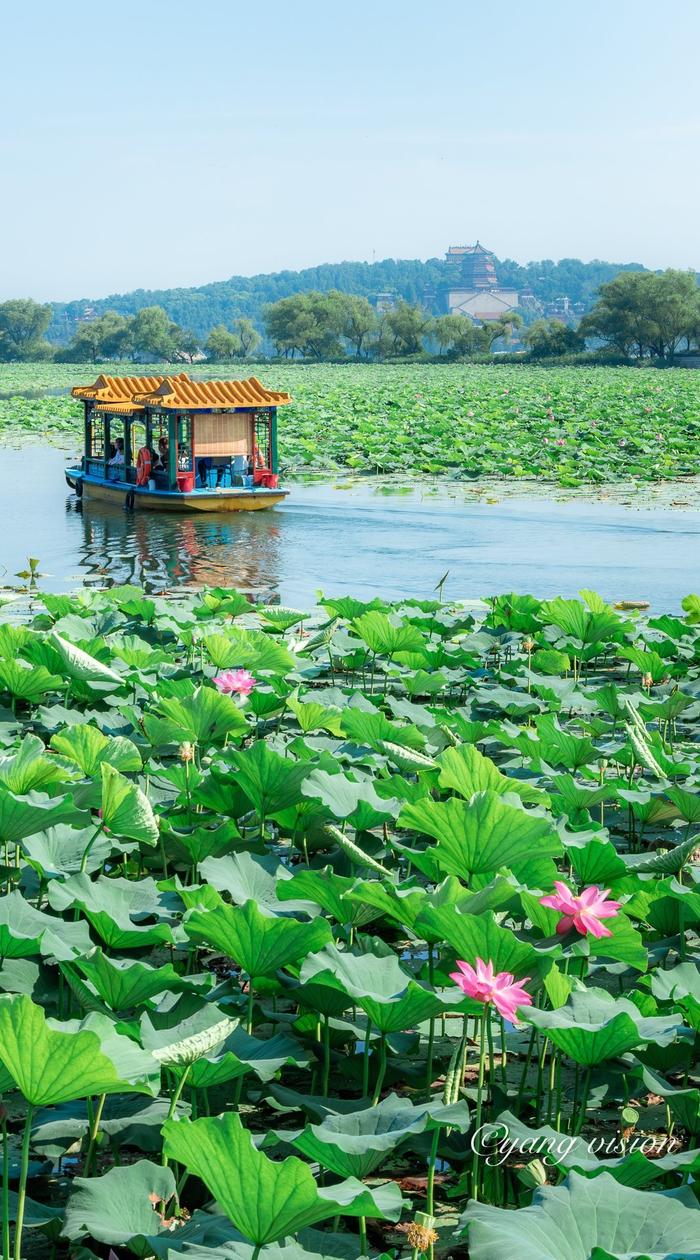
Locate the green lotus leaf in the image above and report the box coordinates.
[48,873,176,949]
[416,906,553,985]
[663,785,700,823]
[51,723,142,776]
[198,851,308,915]
[152,687,248,747]
[185,898,332,979]
[0,659,64,702]
[229,741,310,817]
[48,631,123,685]
[203,625,296,673]
[300,768,400,825]
[171,1026,311,1089]
[276,868,384,929]
[162,1113,403,1245]
[63,1159,177,1251]
[0,734,72,793]
[534,713,599,770]
[101,763,159,846]
[0,786,81,845]
[340,707,425,752]
[567,835,627,885]
[73,948,213,1012]
[436,743,544,804]
[352,611,427,657]
[485,1110,700,1189]
[140,999,238,1066]
[299,942,449,1032]
[160,817,241,866]
[523,988,687,1066]
[281,1092,470,1178]
[0,890,92,962]
[650,961,700,1004]
[0,995,159,1104]
[287,694,344,736]
[461,1170,700,1260]
[21,823,112,877]
[400,791,561,880]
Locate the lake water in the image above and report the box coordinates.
[2,447,699,610]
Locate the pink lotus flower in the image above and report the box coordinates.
[449,957,532,1022]
[212,668,256,697]
[540,881,622,938]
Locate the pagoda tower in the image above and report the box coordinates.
[442,241,519,322]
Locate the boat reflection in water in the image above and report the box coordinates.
[68,496,283,600]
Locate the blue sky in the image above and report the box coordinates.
[2,0,699,300]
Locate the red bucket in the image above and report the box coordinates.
[177,472,195,493]
[254,470,279,489]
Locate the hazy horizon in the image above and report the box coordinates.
[3,0,700,303]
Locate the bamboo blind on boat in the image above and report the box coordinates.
[194,413,253,457]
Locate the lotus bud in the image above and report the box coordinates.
[523,637,535,654]
[642,672,653,690]
[518,1158,549,1188]
[179,742,195,763]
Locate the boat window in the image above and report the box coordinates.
[131,420,147,464]
[89,419,105,460]
[176,413,193,472]
[254,409,271,468]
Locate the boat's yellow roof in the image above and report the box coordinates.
[94,401,146,414]
[133,376,291,410]
[72,374,189,402]
[72,373,290,411]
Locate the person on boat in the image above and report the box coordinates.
[108,438,125,466]
[153,437,168,471]
[151,438,169,488]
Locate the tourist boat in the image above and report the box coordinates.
[64,373,291,512]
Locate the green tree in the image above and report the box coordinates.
[233,317,262,358]
[383,301,433,356]
[433,313,484,357]
[580,269,700,360]
[130,306,182,360]
[205,324,241,362]
[523,318,585,358]
[65,311,133,362]
[335,294,377,358]
[0,299,53,360]
[264,292,345,359]
[481,312,523,352]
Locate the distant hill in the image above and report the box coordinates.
[47,254,648,344]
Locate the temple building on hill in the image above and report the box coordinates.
[443,242,519,322]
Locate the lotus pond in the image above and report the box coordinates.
[0,583,699,1259]
[3,362,700,486]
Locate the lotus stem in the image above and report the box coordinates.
[358,1216,367,1257]
[426,1126,440,1217]
[425,946,436,1095]
[13,1103,33,1260]
[574,1064,593,1136]
[322,1014,331,1096]
[79,823,104,874]
[2,1113,10,1260]
[246,981,255,1035]
[83,1092,106,1176]
[471,1005,488,1201]
[162,1066,191,1166]
[372,1032,388,1106]
[498,1014,508,1091]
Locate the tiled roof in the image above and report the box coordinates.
[94,401,145,414]
[72,374,183,402]
[132,376,291,410]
